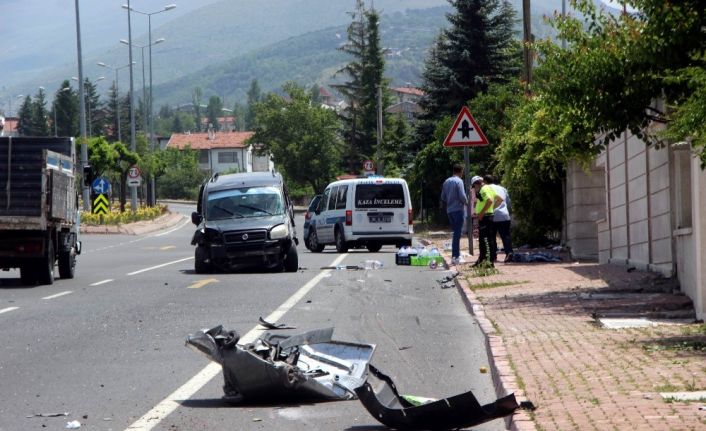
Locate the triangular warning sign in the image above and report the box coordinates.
[443,106,489,147]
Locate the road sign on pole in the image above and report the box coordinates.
[443,106,489,147]
[92,194,109,215]
[91,177,111,196]
[127,165,142,187]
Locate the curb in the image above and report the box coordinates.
[80,212,187,235]
[428,243,535,431]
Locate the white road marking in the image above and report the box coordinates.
[153,219,190,237]
[90,279,114,286]
[124,253,349,431]
[42,291,73,300]
[126,257,194,276]
[0,307,19,314]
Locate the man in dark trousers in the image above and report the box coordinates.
[471,175,502,266]
[441,164,468,265]
[484,175,513,262]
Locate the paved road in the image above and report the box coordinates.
[0,203,505,431]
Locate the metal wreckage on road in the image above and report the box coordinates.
[186,325,519,430]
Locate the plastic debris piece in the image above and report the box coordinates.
[258,317,295,330]
[26,412,69,418]
[65,420,81,429]
[356,364,518,430]
[253,418,262,422]
[479,366,488,373]
[364,260,383,270]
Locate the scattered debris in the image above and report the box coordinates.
[398,346,412,351]
[320,265,363,270]
[252,418,262,422]
[479,366,488,374]
[437,272,459,289]
[258,317,296,330]
[26,412,69,418]
[507,252,562,263]
[520,400,537,411]
[355,365,519,430]
[186,326,375,404]
[627,266,636,273]
[65,420,81,429]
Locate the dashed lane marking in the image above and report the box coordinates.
[0,307,19,314]
[42,291,73,300]
[160,246,176,251]
[124,253,349,431]
[126,257,193,276]
[90,279,114,286]
[187,278,219,289]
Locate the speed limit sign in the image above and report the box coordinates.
[363,159,375,172]
[127,165,142,187]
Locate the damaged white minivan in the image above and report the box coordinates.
[307,178,413,253]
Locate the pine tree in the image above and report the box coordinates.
[192,87,203,132]
[418,0,518,133]
[206,96,223,131]
[53,80,79,137]
[245,80,261,130]
[83,78,104,137]
[16,96,33,136]
[106,82,122,141]
[30,88,50,136]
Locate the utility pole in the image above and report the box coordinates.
[126,0,138,214]
[376,85,383,175]
[522,0,532,95]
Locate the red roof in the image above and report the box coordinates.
[2,117,18,133]
[392,87,425,97]
[167,131,254,150]
[200,116,235,125]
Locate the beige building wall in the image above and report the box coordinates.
[571,131,705,320]
[565,160,605,260]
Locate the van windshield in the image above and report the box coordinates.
[355,184,405,208]
[206,186,284,220]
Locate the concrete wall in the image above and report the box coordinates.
[565,160,605,260]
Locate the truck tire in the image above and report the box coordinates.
[36,240,55,285]
[194,246,212,274]
[58,247,76,279]
[284,244,299,273]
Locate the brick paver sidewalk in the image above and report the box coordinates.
[427,238,706,431]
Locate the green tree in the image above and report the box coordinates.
[31,88,50,136]
[52,81,79,137]
[205,96,224,131]
[83,78,104,137]
[192,87,204,132]
[156,147,206,200]
[245,79,261,130]
[16,96,33,136]
[232,102,247,131]
[334,0,367,172]
[250,82,342,192]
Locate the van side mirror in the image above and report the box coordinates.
[191,211,203,225]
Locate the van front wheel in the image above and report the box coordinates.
[335,229,349,253]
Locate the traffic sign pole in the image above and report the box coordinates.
[464,146,473,256]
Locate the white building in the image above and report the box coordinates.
[166,130,273,175]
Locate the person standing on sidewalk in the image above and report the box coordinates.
[440,164,468,265]
[471,175,502,266]
[484,175,513,262]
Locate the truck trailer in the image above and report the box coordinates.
[0,137,81,285]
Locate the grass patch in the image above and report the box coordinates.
[467,279,528,290]
[654,383,680,392]
[643,340,706,352]
[469,260,500,277]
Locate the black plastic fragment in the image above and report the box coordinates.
[355,364,519,430]
[258,316,296,330]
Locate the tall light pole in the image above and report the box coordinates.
[120,38,164,137]
[72,76,105,137]
[98,61,134,143]
[74,0,90,210]
[122,3,176,206]
[124,0,138,213]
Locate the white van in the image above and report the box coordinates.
[307,178,413,252]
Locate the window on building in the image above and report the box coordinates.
[673,144,692,229]
[199,150,209,164]
[218,151,238,164]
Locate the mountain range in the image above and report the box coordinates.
[2,0,602,114]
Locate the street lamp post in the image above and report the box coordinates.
[122,3,176,206]
[120,38,164,138]
[124,0,138,214]
[72,76,105,137]
[98,61,134,143]
[74,0,90,210]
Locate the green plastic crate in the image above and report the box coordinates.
[410,255,444,266]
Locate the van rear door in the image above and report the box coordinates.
[353,181,409,235]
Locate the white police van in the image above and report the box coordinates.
[307,178,413,253]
